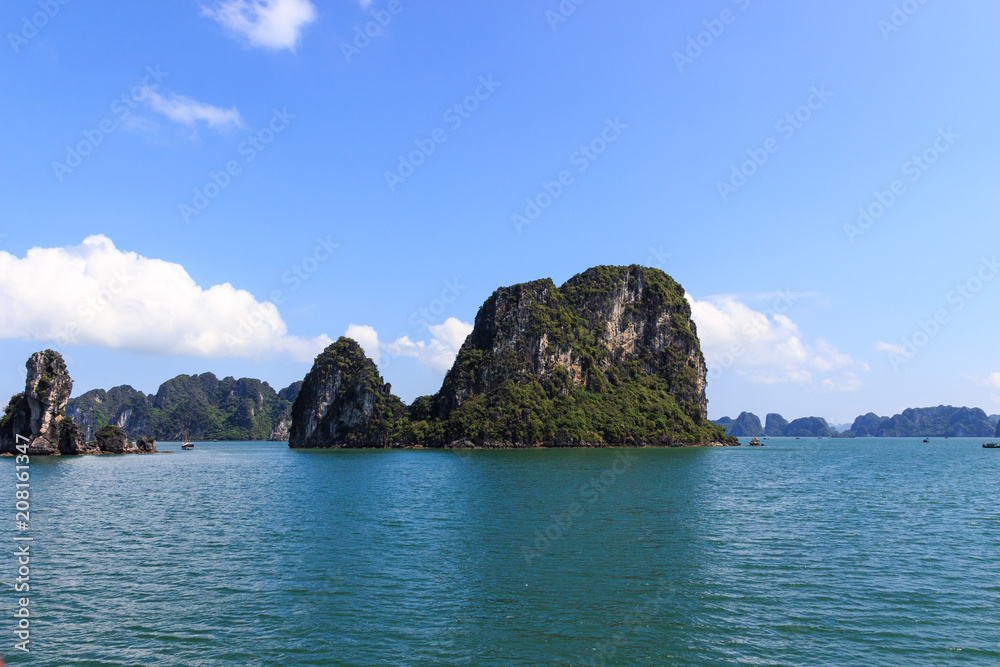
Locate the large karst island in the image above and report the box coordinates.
[289,265,736,448]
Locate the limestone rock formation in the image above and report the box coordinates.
[712,412,764,437]
[765,413,789,436]
[290,266,733,448]
[288,338,403,448]
[0,350,83,455]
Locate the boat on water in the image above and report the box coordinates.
[923,438,930,443]
[748,437,764,446]
[181,442,194,450]
[983,442,1000,449]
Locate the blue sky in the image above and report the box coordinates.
[2,0,999,424]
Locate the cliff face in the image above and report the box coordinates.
[435,266,708,423]
[66,374,301,441]
[0,350,84,455]
[288,339,403,448]
[875,406,994,437]
[712,412,764,437]
[290,266,732,448]
[765,413,788,436]
[784,417,832,438]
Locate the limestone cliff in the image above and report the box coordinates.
[290,266,733,448]
[288,339,403,448]
[0,351,157,455]
[0,350,84,455]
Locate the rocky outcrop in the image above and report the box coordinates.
[288,339,402,448]
[848,412,886,437]
[135,436,157,453]
[0,350,84,455]
[783,417,832,437]
[66,375,301,441]
[875,406,994,437]
[712,412,764,437]
[765,413,788,436]
[290,266,733,448]
[93,425,136,454]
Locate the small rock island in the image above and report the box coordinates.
[290,265,736,449]
[0,350,156,455]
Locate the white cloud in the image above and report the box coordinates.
[203,0,317,51]
[0,236,331,362]
[876,341,911,358]
[985,372,1000,389]
[344,318,474,373]
[345,324,381,363]
[141,90,245,131]
[687,294,867,390]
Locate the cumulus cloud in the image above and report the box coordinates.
[203,0,317,51]
[345,323,381,363]
[141,90,245,131]
[344,318,474,373]
[0,235,331,361]
[983,372,1000,389]
[687,294,868,390]
[876,341,911,358]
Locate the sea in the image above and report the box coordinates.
[3,437,999,666]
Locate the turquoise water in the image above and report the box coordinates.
[3,437,1000,665]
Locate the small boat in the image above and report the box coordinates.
[923,438,930,443]
[748,437,764,446]
[182,442,194,450]
[983,442,1000,449]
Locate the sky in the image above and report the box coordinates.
[1,0,999,424]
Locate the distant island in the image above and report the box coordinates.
[713,407,1000,438]
[66,374,302,442]
[289,265,736,448]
